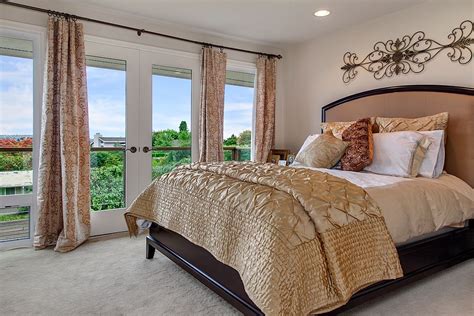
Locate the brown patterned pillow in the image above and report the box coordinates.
[321,117,378,139]
[295,132,348,168]
[341,118,373,172]
[376,112,448,133]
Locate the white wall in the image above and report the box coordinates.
[282,0,473,153]
[2,1,473,153]
[0,0,287,147]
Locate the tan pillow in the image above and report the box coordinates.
[341,118,374,172]
[295,132,348,168]
[321,117,377,139]
[376,112,448,133]
[410,137,432,177]
[321,121,352,139]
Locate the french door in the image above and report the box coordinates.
[138,50,200,189]
[85,41,140,235]
[1,31,251,243]
[86,40,200,235]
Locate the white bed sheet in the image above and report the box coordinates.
[291,163,474,244]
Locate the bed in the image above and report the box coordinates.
[129,85,473,315]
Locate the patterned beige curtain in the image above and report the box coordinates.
[199,47,227,162]
[254,56,277,162]
[34,17,91,252]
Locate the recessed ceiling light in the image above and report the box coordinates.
[314,10,330,17]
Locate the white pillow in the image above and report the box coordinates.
[418,130,445,178]
[364,131,431,178]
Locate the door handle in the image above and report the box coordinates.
[126,146,137,153]
[143,146,151,153]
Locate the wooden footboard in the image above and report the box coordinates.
[146,223,263,315]
[146,220,473,315]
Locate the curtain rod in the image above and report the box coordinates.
[1,0,282,59]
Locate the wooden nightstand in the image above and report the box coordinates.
[267,149,291,165]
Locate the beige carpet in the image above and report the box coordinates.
[1,235,473,316]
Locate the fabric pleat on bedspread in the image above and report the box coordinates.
[125,162,402,315]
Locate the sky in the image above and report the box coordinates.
[223,84,253,139]
[0,55,33,135]
[153,75,253,139]
[0,55,254,140]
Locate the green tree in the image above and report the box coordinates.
[0,153,32,171]
[237,130,251,147]
[223,134,237,146]
[178,121,191,147]
[152,129,179,147]
[179,121,188,133]
[89,121,195,209]
[0,138,33,172]
[90,163,124,211]
[149,121,193,180]
[90,151,122,169]
[178,131,191,146]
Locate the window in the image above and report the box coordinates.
[0,206,31,242]
[1,29,258,241]
[0,35,35,242]
[86,55,126,211]
[151,65,192,180]
[223,70,255,161]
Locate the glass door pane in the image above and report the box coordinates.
[85,41,140,236]
[0,35,35,245]
[223,70,255,161]
[86,55,126,212]
[151,65,192,180]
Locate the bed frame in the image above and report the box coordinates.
[146,85,474,315]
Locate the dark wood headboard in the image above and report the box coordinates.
[321,85,474,187]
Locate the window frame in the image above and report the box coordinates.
[0,20,45,249]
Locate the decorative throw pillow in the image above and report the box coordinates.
[296,134,320,156]
[364,131,431,178]
[294,132,348,168]
[375,112,448,133]
[340,118,373,171]
[321,118,378,139]
[321,121,354,139]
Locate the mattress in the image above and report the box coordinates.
[291,163,474,244]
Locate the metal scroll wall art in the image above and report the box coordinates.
[341,20,473,83]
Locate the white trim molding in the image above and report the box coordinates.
[0,20,45,250]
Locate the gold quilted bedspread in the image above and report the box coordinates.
[125,162,402,315]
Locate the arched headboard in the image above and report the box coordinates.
[321,85,474,187]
